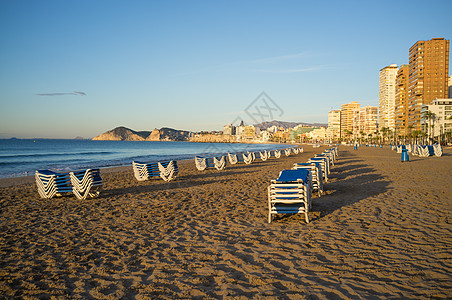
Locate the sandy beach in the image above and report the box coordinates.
[0,145,451,299]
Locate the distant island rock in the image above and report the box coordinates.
[92,126,192,142]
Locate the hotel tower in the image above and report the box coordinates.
[379,64,398,132]
[395,65,410,136]
[340,101,360,139]
[408,38,450,131]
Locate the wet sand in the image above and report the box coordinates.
[0,145,451,299]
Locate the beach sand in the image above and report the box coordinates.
[0,145,451,299]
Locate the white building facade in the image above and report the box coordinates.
[379,64,398,131]
[420,99,452,137]
[326,110,341,141]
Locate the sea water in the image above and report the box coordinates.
[0,139,289,178]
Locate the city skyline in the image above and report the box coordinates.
[1,0,451,138]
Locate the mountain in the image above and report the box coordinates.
[254,120,327,130]
[92,126,191,141]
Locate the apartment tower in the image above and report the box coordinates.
[449,75,452,98]
[359,105,378,136]
[395,65,410,136]
[408,38,450,130]
[326,110,341,141]
[379,64,398,132]
[340,101,360,139]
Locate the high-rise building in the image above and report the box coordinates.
[379,64,398,131]
[359,105,378,136]
[351,105,378,139]
[449,75,452,98]
[340,101,360,139]
[395,65,410,136]
[408,38,450,131]
[326,110,341,141]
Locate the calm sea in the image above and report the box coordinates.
[0,139,289,178]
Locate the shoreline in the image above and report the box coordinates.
[0,143,304,187]
[0,140,298,183]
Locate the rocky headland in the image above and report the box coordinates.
[92,126,192,142]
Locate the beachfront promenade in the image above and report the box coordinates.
[0,145,451,298]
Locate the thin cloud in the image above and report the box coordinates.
[175,51,329,76]
[246,52,310,64]
[36,91,86,96]
[250,66,328,73]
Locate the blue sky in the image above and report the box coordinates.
[0,0,451,138]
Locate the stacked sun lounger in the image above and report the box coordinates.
[259,150,269,161]
[35,170,73,199]
[392,144,443,158]
[308,157,329,182]
[433,144,442,157]
[227,153,239,165]
[293,162,324,197]
[133,160,178,181]
[268,146,338,223]
[70,169,103,200]
[272,150,281,158]
[268,169,312,223]
[158,160,179,181]
[36,168,103,199]
[243,152,254,164]
[195,156,227,171]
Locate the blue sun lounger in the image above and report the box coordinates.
[133,160,178,181]
[293,162,323,197]
[268,169,312,223]
[70,169,103,199]
[195,156,226,171]
[308,157,329,182]
[35,170,72,199]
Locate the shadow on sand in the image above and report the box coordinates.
[311,150,391,220]
[274,149,390,223]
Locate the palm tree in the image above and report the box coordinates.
[359,131,365,143]
[422,110,436,144]
[344,130,353,143]
[381,127,390,144]
[407,125,414,144]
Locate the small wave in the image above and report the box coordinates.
[0,151,116,159]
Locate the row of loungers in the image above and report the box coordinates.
[393,144,442,157]
[35,147,304,198]
[35,169,103,200]
[194,148,303,171]
[268,147,338,224]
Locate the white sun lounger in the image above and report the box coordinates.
[158,160,179,181]
[35,170,72,199]
[195,156,226,171]
[293,162,324,197]
[268,169,312,224]
[133,160,178,181]
[308,157,329,182]
[433,144,442,157]
[243,152,254,164]
[70,169,103,200]
[259,150,269,161]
